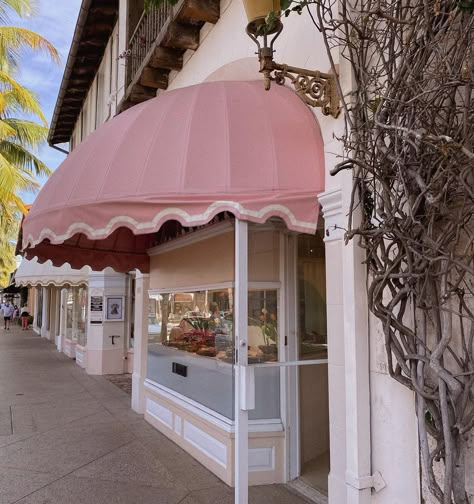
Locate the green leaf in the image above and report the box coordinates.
[280,0,293,10]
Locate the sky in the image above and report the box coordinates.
[11,0,82,203]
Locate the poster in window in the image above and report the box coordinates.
[105,296,124,321]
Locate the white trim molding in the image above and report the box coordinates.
[183,420,227,468]
[144,379,283,434]
[346,470,386,493]
[319,189,344,242]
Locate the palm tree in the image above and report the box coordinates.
[0,0,59,285]
[0,202,18,286]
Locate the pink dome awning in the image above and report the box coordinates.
[23,81,325,273]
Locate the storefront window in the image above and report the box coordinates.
[36,287,43,328]
[147,286,281,420]
[298,231,327,360]
[76,287,88,346]
[65,287,88,344]
[66,289,74,340]
[247,289,278,363]
[46,288,51,331]
[147,288,235,418]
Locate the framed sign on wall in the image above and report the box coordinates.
[105,296,125,321]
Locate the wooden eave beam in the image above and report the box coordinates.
[176,0,220,24]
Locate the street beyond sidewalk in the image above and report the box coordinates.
[0,326,309,504]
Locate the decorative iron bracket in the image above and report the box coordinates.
[247,22,340,118]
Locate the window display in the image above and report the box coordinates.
[149,288,278,363]
[149,289,234,362]
[147,287,281,420]
[65,286,88,346]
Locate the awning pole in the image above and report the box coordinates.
[235,219,249,504]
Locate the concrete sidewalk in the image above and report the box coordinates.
[0,326,309,504]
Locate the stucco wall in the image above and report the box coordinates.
[369,311,421,504]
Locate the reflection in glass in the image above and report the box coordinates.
[147,287,281,420]
[36,287,43,328]
[247,289,278,363]
[66,289,73,339]
[76,287,88,346]
[65,286,88,345]
[149,289,234,361]
[298,231,327,360]
[147,288,235,418]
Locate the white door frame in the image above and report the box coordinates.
[235,218,250,504]
[235,226,328,503]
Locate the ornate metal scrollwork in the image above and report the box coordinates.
[272,64,340,117]
[246,22,341,118]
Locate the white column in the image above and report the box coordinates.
[342,234,372,504]
[131,272,150,414]
[320,188,349,503]
[321,183,380,504]
[40,287,49,338]
[86,269,127,375]
[235,219,249,504]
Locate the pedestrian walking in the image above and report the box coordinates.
[3,302,14,330]
[20,305,30,330]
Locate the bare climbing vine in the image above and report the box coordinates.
[282,0,474,502]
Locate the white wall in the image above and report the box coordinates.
[369,312,420,504]
[70,24,120,149]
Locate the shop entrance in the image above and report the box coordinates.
[293,231,330,496]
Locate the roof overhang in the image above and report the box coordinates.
[48,0,119,146]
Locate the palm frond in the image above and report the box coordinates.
[0,151,38,201]
[0,71,46,123]
[0,0,33,24]
[0,26,59,68]
[0,118,47,147]
[0,117,16,138]
[0,139,50,176]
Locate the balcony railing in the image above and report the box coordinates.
[126,4,172,88]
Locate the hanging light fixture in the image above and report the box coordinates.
[242,0,340,117]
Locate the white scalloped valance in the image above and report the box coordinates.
[15,257,90,288]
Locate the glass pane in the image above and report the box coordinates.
[46,289,51,331]
[147,289,235,419]
[76,287,88,347]
[66,289,73,339]
[298,231,327,360]
[36,287,43,328]
[247,289,278,363]
[247,289,280,420]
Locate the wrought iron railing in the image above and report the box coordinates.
[126,4,172,87]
